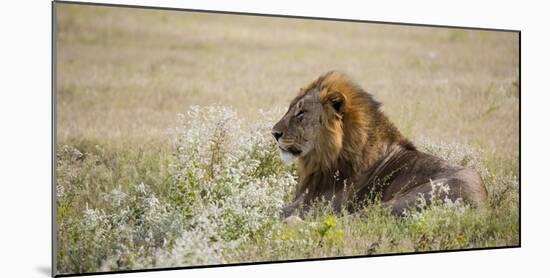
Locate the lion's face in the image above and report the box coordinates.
[272,91,325,162]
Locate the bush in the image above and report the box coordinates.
[56,106,296,273]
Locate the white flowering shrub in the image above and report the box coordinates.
[167,105,295,241]
[56,106,296,273]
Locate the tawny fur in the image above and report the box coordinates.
[273,72,488,217]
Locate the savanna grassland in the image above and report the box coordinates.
[55,3,519,275]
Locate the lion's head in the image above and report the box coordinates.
[271,85,327,163]
[273,71,389,172]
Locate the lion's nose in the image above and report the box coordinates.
[272,131,283,141]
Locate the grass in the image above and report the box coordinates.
[55,3,519,275]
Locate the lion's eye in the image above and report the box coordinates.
[296,110,305,118]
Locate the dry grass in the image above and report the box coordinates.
[56,4,519,160]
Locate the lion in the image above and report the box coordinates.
[272,71,488,217]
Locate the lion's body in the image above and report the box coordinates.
[273,72,488,217]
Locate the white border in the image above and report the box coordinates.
[2,0,549,277]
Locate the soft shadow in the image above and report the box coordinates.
[35,265,51,276]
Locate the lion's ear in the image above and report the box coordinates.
[326,91,345,115]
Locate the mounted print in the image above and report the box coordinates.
[53,1,520,276]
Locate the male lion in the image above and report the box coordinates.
[272,71,487,217]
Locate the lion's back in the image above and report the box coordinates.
[374,148,488,213]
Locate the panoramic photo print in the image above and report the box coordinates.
[54,2,519,276]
